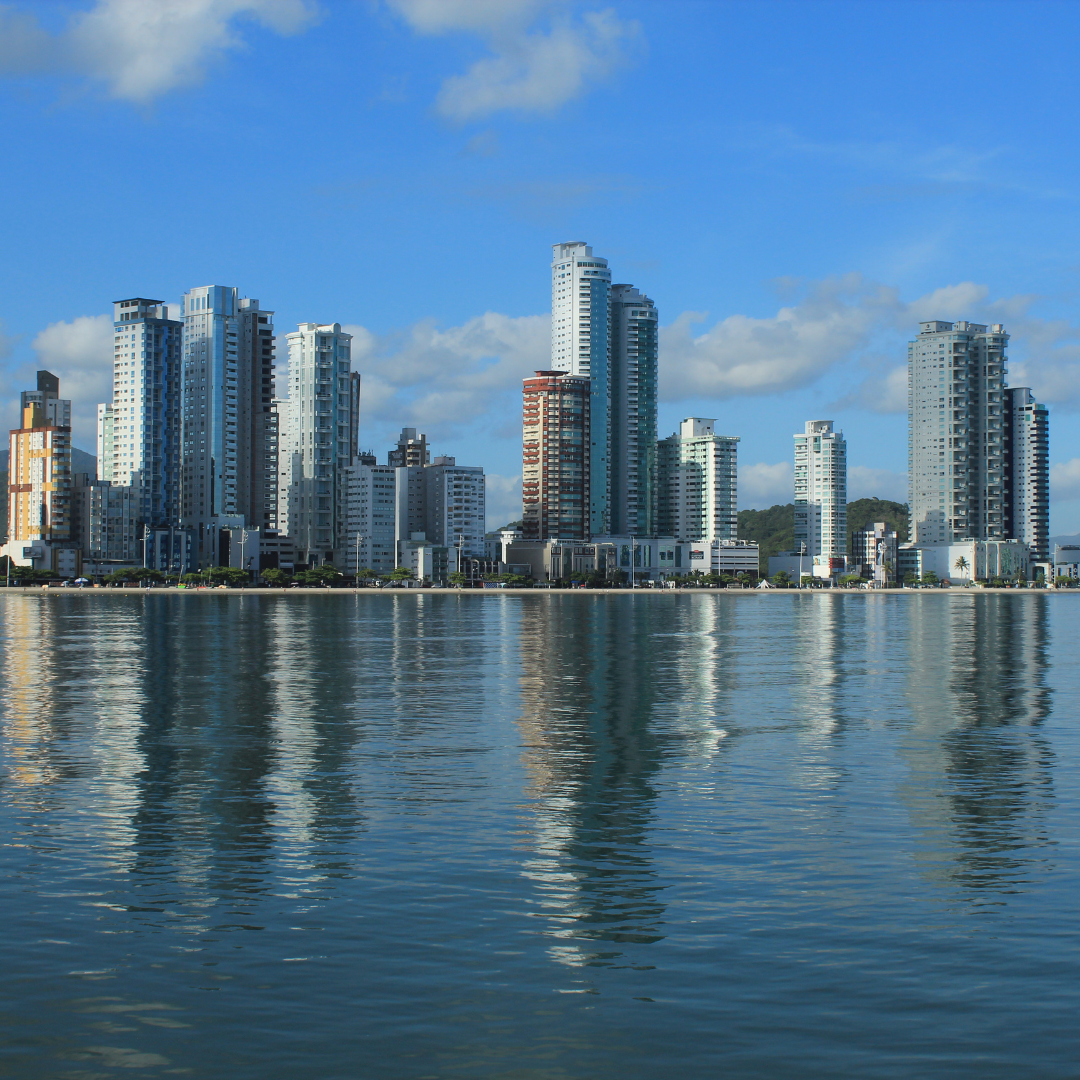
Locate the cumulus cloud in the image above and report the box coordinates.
[835,364,908,414]
[738,461,793,509]
[31,314,114,447]
[485,472,523,529]
[1051,458,1080,503]
[388,0,638,121]
[344,311,548,456]
[848,465,907,503]
[0,0,318,101]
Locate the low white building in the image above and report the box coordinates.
[342,462,397,574]
[1053,544,1080,581]
[396,536,458,585]
[898,540,1029,583]
[687,540,760,576]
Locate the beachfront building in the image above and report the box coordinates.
[342,462,397,575]
[522,370,591,541]
[1004,387,1050,562]
[656,418,739,543]
[277,322,360,567]
[180,285,280,563]
[794,420,847,559]
[97,298,182,528]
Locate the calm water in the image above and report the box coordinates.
[1,591,1078,1079]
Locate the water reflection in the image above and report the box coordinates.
[516,595,669,968]
[902,594,1054,896]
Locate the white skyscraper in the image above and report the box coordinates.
[794,420,847,559]
[180,286,278,563]
[96,298,182,525]
[551,241,611,535]
[656,418,738,542]
[908,320,1049,556]
[278,322,360,566]
[342,461,397,575]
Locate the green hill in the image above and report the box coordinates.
[738,497,909,569]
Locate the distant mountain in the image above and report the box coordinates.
[1050,534,1080,550]
[0,447,96,474]
[738,497,909,567]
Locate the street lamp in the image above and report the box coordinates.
[354,533,364,589]
[630,534,636,590]
[799,542,807,589]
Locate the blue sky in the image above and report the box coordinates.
[3,0,1080,532]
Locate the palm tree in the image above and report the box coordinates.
[953,555,970,585]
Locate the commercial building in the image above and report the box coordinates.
[1003,387,1050,562]
[1053,544,1080,581]
[3,374,74,573]
[180,285,279,562]
[522,370,591,541]
[794,420,847,560]
[686,540,760,577]
[342,462,397,575]
[506,536,686,583]
[278,322,360,566]
[657,418,739,543]
[97,298,182,526]
[396,536,458,585]
[898,539,1029,583]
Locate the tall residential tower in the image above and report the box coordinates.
[656,418,738,542]
[794,420,847,559]
[180,285,278,561]
[907,320,1049,555]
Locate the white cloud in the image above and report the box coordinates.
[344,311,549,453]
[484,472,522,529]
[848,465,907,503]
[835,364,908,414]
[388,1,638,121]
[0,0,319,102]
[31,314,114,447]
[1051,458,1080,503]
[738,461,792,509]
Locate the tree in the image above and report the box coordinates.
[182,572,207,586]
[448,571,466,587]
[904,571,919,586]
[386,566,415,584]
[103,568,138,586]
[921,571,939,587]
[953,555,970,585]
[800,575,814,588]
[262,568,290,587]
[838,574,863,588]
[355,567,376,586]
[295,565,343,587]
[133,568,165,585]
[207,566,251,587]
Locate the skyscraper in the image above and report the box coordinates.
[551,242,611,535]
[1004,387,1050,561]
[180,286,278,561]
[549,242,659,537]
[908,320,1048,552]
[522,370,591,541]
[278,322,359,566]
[656,418,738,542]
[97,298,182,526]
[794,420,847,559]
[609,284,658,536]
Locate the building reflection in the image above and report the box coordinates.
[901,594,1054,896]
[516,595,670,969]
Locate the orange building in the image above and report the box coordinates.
[522,370,591,541]
[4,374,73,572]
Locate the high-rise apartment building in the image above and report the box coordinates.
[96,298,182,526]
[551,242,611,535]
[388,428,429,468]
[180,286,278,560]
[549,242,660,537]
[794,420,847,559]
[656,418,739,542]
[908,320,1049,551]
[609,284,658,535]
[342,462,397,575]
[522,370,591,541]
[4,374,72,567]
[278,322,360,566]
[1004,387,1050,561]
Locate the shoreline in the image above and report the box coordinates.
[0,586,1067,597]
